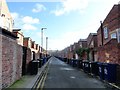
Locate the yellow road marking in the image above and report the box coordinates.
[36,60,51,90]
[40,65,50,90]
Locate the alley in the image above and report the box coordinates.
[41,57,112,89]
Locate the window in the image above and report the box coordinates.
[80,44,82,48]
[91,41,94,46]
[117,29,120,43]
[111,33,117,39]
[104,26,108,39]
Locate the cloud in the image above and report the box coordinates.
[48,31,84,50]
[48,20,100,50]
[22,24,37,30]
[52,0,88,16]
[22,16,40,24]
[32,3,46,13]
[6,0,61,2]
[11,12,40,31]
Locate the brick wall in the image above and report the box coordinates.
[2,30,22,88]
[22,47,32,75]
[97,27,102,47]
[82,52,87,60]
[0,31,2,89]
[97,39,120,65]
[68,52,74,59]
[23,38,28,47]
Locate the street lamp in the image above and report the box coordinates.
[46,37,48,57]
[41,28,47,58]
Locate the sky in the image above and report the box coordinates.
[7,0,120,50]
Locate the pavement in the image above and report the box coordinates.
[8,57,120,89]
[8,58,50,89]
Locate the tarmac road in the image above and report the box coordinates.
[42,57,115,89]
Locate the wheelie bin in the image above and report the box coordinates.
[29,60,39,75]
[67,59,70,64]
[77,60,83,69]
[69,59,73,66]
[72,59,78,67]
[64,58,67,63]
[98,62,105,80]
[90,62,99,76]
[38,59,43,68]
[104,63,117,83]
[42,57,47,65]
[83,61,90,73]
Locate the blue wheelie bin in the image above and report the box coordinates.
[98,62,105,80]
[38,59,42,68]
[82,61,85,70]
[77,60,82,69]
[64,58,67,63]
[42,57,47,65]
[104,63,117,83]
[83,61,90,73]
[70,59,73,66]
[72,59,78,67]
[67,59,70,64]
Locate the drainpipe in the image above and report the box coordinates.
[100,21,104,46]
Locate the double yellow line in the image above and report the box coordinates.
[36,65,49,90]
[34,59,51,90]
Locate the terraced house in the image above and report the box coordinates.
[97,4,120,64]
[87,33,98,62]
[0,0,13,31]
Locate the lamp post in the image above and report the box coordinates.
[41,28,47,58]
[46,37,48,57]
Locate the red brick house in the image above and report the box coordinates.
[23,37,41,75]
[68,45,74,59]
[13,29,24,46]
[77,39,88,60]
[97,4,120,64]
[65,47,71,59]
[87,33,98,61]
[23,37,32,48]
[78,39,87,48]
[72,42,79,59]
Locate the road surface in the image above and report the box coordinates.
[42,57,113,89]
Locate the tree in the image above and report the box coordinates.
[76,48,90,60]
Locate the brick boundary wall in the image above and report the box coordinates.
[0,29,2,89]
[1,29,23,88]
[97,39,120,64]
[26,47,32,74]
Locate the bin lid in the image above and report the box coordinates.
[106,63,118,66]
[83,60,89,62]
[97,62,104,65]
[89,61,98,63]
